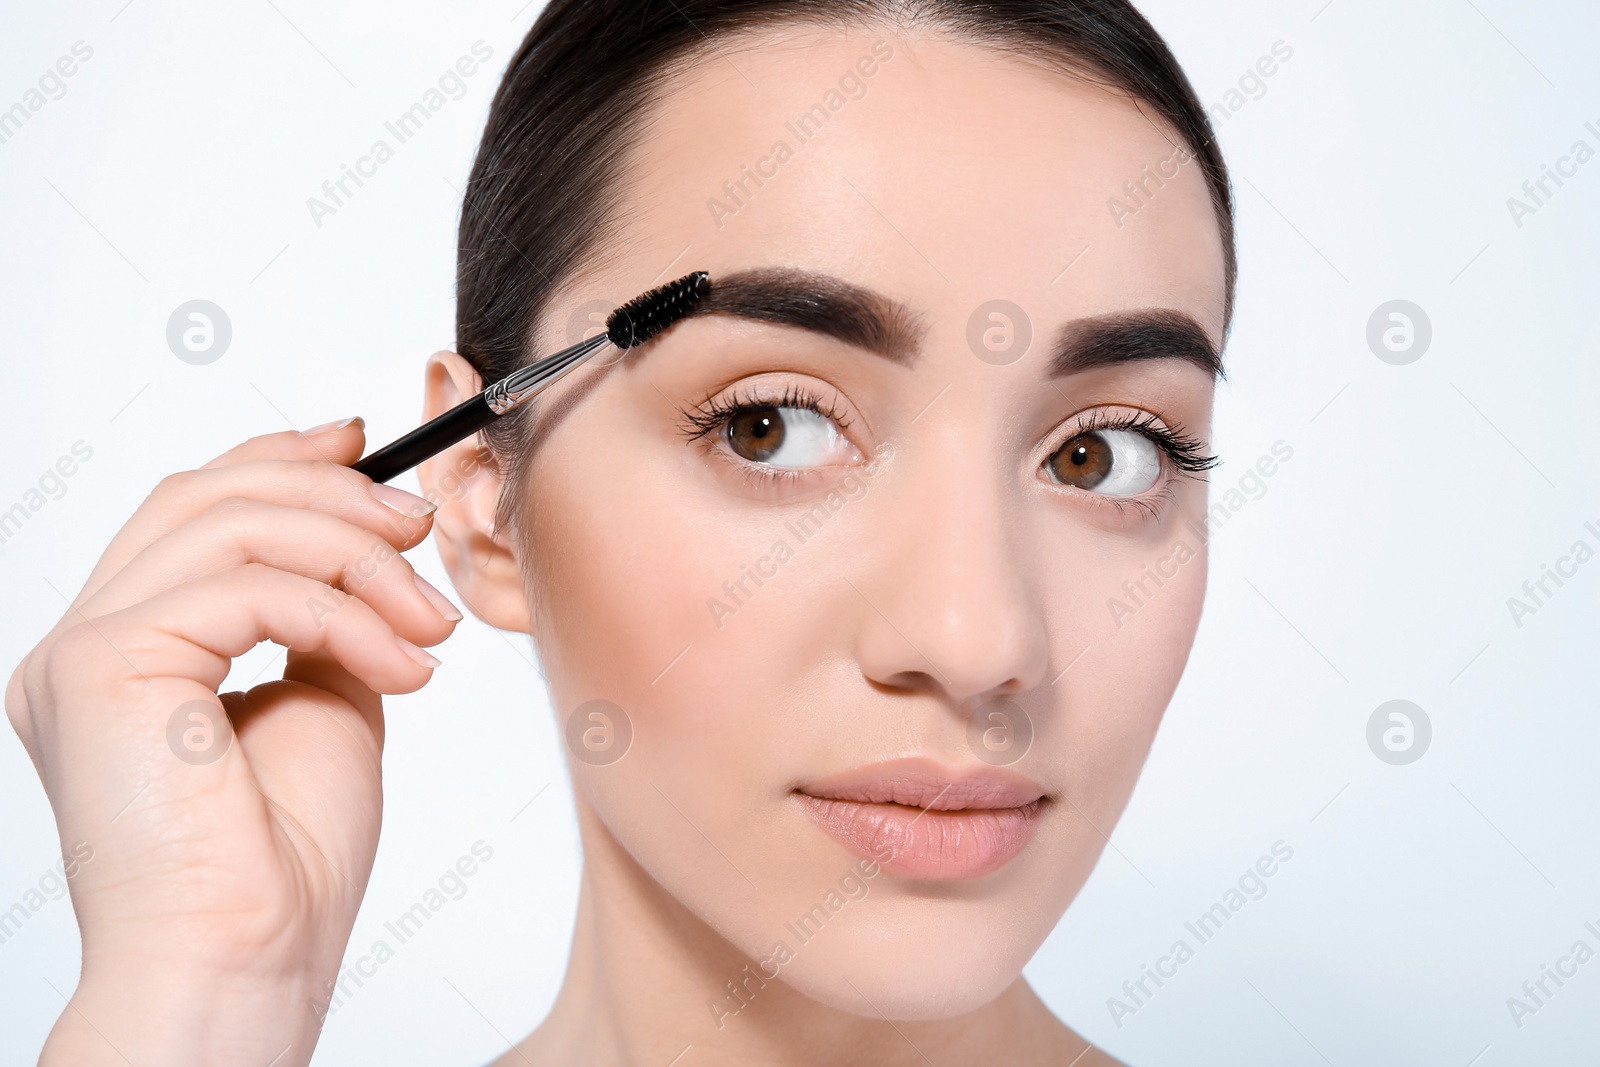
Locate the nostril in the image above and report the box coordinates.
[864,669,945,696]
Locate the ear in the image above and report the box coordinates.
[416,351,532,634]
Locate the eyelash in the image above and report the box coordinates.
[677,384,855,490]
[1068,409,1218,475]
[1057,409,1218,519]
[678,382,854,439]
[677,384,1218,505]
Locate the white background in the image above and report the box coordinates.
[1,1,1596,1063]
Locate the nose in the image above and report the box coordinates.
[851,426,1052,705]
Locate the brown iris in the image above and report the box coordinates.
[727,406,785,462]
[1047,431,1113,490]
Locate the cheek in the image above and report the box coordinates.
[522,425,818,813]
[522,433,861,947]
[526,429,801,697]
[525,456,709,715]
[1032,500,1208,818]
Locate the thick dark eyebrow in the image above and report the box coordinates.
[685,267,1221,380]
[1048,309,1224,381]
[689,267,927,365]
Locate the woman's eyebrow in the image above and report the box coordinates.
[689,266,927,365]
[684,267,1221,380]
[1048,310,1224,380]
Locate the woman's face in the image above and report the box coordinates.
[507,25,1224,1018]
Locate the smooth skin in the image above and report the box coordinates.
[11,20,1224,1067]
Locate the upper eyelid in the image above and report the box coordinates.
[1058,404,1206,444]
[1044,408,1159,455]
[719,383,849,418]
[687,378,859,435]
[1059,403,1168,433]
[1044,406,1217,479]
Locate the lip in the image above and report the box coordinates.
[794,758,1048,880]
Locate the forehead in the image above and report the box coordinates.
[613,24,1228,348]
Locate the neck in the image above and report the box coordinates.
[504,799,1098,1066]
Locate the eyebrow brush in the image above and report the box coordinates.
[351,271,710,483]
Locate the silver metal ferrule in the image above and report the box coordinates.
[484,333,612,415]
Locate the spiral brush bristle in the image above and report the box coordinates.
[606,271,711,349]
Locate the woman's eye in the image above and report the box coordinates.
[724,405,854,468]
[1045,429,1162,495]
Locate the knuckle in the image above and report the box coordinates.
[277,430,329,461]
[305,582,352,630]
[210,495,257,518]
[255,428,309,452]
[348,533,401,583]
[5,657,34,737]
[198,498,261,550]
[147,470,194,509]
[235,560,292,600]
[236,560,280,585]
[37,621,106,691]
[261,459,337,503]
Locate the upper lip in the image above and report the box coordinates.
[795,757,1047,811]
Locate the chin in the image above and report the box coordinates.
[743,896,1054,1021]
[780,921,1030,1023]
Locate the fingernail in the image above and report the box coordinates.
[370,482,437,518]
[306,416,363,435]
[414,573,463,622]
[395,636,440,669]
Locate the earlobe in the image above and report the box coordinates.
[416,351,533,634]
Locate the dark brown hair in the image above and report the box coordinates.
[458,0,1235,533]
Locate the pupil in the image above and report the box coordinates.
[1050,431,1112,490]
[728,405,785,462]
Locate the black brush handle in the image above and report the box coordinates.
[348,271,710,485]
[352,393,495,484]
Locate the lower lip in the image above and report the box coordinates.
[795,794,1043,880]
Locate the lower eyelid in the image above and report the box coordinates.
[713,445,837,493]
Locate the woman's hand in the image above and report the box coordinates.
[5,419,461,1066]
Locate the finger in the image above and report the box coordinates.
[5,653,44,772]
[281,648,385,751]
[26,563,432,824]
[58,563,440,709]
[229,675,384,889]
[77,499,460,648]
[201,418,367,470]
[75,454,436,612]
